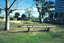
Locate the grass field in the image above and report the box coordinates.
[0,20,64,43]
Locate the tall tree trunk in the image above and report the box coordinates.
[28,14,30,19]
[36,2,42,23]
[5,0,10,30]
[39,13,42,23]
[5,10,10,30]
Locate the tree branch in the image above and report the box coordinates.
[12,0,25,7]
[21,2,36,10]
[0,4,5,8]
[29,2,36,8]
[9,0,16,9]
[12,2,36,11]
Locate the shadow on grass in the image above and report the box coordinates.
[8,30,49,33]
[44,21,64,28]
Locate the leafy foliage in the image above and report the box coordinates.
[14,12,20,18]
[25,9,33,19]
[21,14,26,18]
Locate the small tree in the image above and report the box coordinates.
[0,16,4,20]
[21,14,26,20]
[0,0,25,30]
[14,12,20,20]
[25,9,33,20]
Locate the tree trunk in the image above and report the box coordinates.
[29,14,30,19]
[5,10,10,30]
[36,2,42,23]
[5,0,10,30]
[39,13,42,23]
[28,14,30,20]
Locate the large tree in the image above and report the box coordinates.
[0,0,25,30]
[34,0,55,23]
[34,0,45,23]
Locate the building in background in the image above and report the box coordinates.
[55,0,64,21]
[55,0,64,13]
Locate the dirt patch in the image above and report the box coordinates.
[10,21,21,23]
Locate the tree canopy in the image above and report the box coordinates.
[14,12,20,18]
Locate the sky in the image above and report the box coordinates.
[0,0,55,17]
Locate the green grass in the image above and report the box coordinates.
[0,32,64,43]
[0,21,64,43]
